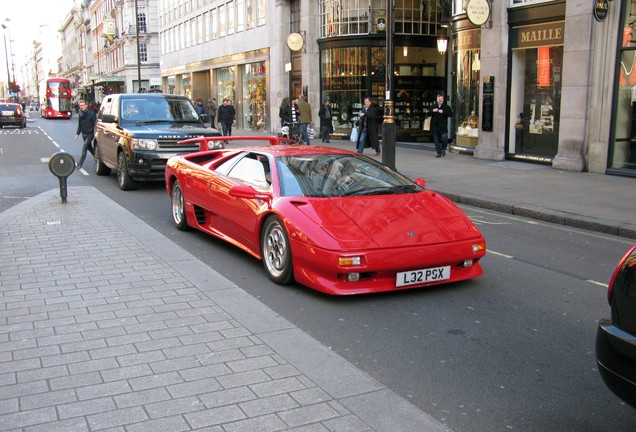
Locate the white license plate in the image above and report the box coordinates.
[396,265,451,287]
[1,111,13,116]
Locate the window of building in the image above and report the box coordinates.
[319,0,369,37]
[219,4,226,37]
[291,0,300,33]
[204,11,210,41]
[257,0,265,26]
[137,9,147,33]
[228,0,235,34]
[237,0,245,32]
[212,7,218,39]
[246,0,254,29]
[139,42,147,62]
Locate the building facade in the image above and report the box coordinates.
[36,0,635,178]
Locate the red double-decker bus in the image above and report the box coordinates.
[40,77,73,119]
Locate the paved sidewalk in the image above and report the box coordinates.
[0,187,450,432]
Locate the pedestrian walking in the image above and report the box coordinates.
[217,98,236,137]
[297,95,312,145]
[74,99,96,169]
[279,97,293,126]
[426,94,453,157]
[318,99,333,143]
[207,97,217,128]
[355,96,382,156]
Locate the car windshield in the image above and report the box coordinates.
[275,154,422,197]
[119,97,201,124]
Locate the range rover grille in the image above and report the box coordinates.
[157,138,200,150]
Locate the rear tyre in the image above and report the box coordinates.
[117,151,137,190]
[171,180,189,231]
[93,143,111,176]
[261,216,294,285]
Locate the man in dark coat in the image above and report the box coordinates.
[427,93,454,157]
[356,96,382,155]
[318,99,333,143]
[74,99,96,169]
[217,98,236,137]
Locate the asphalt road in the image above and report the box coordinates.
[2,117,635,431]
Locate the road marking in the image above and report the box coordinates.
[470,217,510,226]
[587,279,608,288]
[487,250,514,259]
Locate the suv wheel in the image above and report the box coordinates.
[93,143,111,176]
[117,151,137,190]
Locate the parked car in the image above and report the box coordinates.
[165,137,487,295]
[93,93,221,190]
[0,103,26,128]
[596,243,636,408]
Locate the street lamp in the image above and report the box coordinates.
[134,0,142,92]
[1,24,10,97]
[437,34,449,55]
[382,0,396,170]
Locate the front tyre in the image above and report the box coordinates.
[93,143,111,176]
[261,216,294,285]
[171,180,189,231]
[117,151,137,190]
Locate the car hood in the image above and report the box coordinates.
[290,191,481,250]
[123,123,220,137]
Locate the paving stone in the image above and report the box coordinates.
[250,377,307,398]
[57,397,116,419]
[277,403,340,428]
[87,406,148,430]
[114,387,172,409]
[125,415,191,432]
[145,395,205,419]
[24,416,89,432]
[239,393,299,417]
[75,380,131,400]
[185,405,246,429]
[167,377,223,398]
[198,387,257,408]
[222,413,288,432]
[20,388,76,410]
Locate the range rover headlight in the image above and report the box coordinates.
[133,139,158,150]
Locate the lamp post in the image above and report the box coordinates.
[134,0,142,92]
[1,25,10,97]
[381,0,396,170]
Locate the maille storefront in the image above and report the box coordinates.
[508,20,564,163]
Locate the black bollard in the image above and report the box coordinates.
[48,152,76,203]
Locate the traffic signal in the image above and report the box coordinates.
[9,81,20,93]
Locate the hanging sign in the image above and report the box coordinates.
[286,33,304,52]
[594,0,609,22]
[466,0,491,27]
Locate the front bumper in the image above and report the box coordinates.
[127,150,189,181]
[596,319,636,408]
[290,237,485,295]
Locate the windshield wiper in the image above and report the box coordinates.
[344,184,418,196]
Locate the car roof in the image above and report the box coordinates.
[0,103,19,108]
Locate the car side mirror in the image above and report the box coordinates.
[101,113,117,123]
[414,178,426,188]
[200,114,210,124]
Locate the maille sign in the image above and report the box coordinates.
[511,21,565,50]
[594,0,609,22]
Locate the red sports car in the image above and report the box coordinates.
[165,137,486,295]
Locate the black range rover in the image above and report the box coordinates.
[94,93,222,190]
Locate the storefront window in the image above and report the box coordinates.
[243,62,267,131]
[453,29,481,151]
[181,74,192,100]
[610,2,636,173]
[217,67,236,102]
[508,22,563,162]
[321,46,369,135]
[394,46,443,137]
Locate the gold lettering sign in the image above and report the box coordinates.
[512,21,565,50]
[455,29,481,52]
